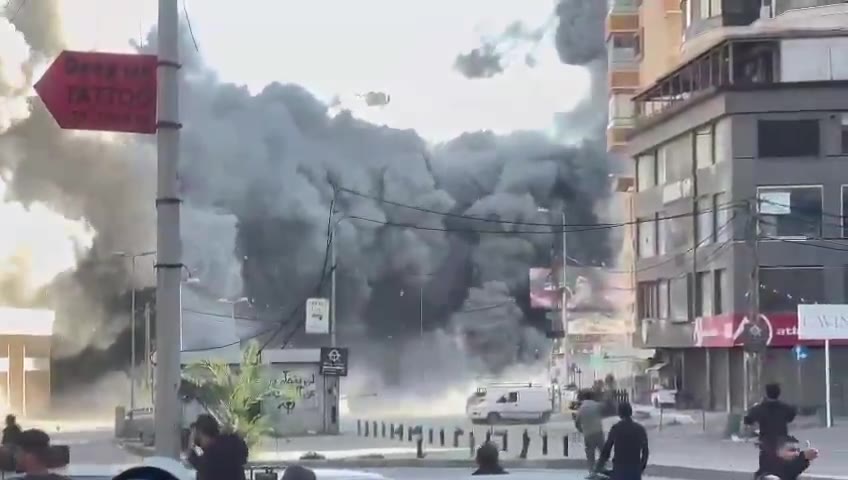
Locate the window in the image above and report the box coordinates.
[669,276,690,322]
[697,0,722,18]
[759,267,824,313]
[637,218,656,258]
[662,212,692,253]
[658,280,669,318]
[497,392,518,403]
[696,196,713,244]
[843,185,848,238]
[714,119,729,163]
[758,186,823,238]
[637,282,658,319]
[695,271,713,317]
[661,134,693,183]
[657,150,667,185]
[636,153,656,191]
[714,192,731,242]
[713,269,726,315]
[695,124,715,169]
[841,114,848,154]
[657,212,667,255]
[758,119,820,158]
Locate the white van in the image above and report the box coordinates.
[466,382,552,424]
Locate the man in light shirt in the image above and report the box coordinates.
[575,390,605,473]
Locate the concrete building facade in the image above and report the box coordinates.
[608,0,848,412]
[0,308,53,416]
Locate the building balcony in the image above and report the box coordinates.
[632,31,848,127]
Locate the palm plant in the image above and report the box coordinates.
[181,341,288,449]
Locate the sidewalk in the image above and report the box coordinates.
[119,417,848,480]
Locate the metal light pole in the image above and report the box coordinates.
[155,0,183,458]
[560,211,569,386]
[218,297,249,320]
[115,250,155,412]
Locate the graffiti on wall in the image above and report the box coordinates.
[275,369,317,414]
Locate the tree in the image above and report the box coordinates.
[181,342,288,449]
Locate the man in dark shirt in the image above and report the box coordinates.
[186,414,249,480]
[757,436,818,480]
[744,383,797,476]
[472,442,508,476]
[594,403,649,480]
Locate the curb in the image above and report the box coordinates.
[114,440,842,480]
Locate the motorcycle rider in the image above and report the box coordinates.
[744,383,797,477]
[757,436,818,480]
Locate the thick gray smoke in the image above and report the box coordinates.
[0,0,611,395]
[453,21,548,79]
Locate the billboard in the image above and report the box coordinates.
[305,298,330,334]
[530,265,634,335]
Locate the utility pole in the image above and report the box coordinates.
[144,302,152,406]
[561,210,569,387]
[330,200,337,348]
[745,199,763,409]
[154,0,183,458]
[419,284,424,337]
[130,257,136,413]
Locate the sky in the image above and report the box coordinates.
[55,0,591,142]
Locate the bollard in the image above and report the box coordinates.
[364,421,370,437]
[416,434,425,459]
[390,423,395,440]
[439,428,445,446]
[499,430,508,452]
[397,424,405,442]
[428,428,434,445]
[408,426,413,442]
[469,431,476,457]
[519,429,530,459]
[453,427,464,448]
[541,431,548,456]
[373,421,378,437]
[562,435,568,457]
[357,420,362,437]
[382,422,386,438]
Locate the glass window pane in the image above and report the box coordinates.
[697,196,713,244]
[714,193,731,242]
[638,218,656,258]
[658,280,669,318]
[757,186,822,238]
[695,125,714,169]
[637,153,656,191]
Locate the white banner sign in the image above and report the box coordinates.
[305,298,330,334]
[798,304,848,340]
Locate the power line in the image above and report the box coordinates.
[336,184,743,230]
[181,0,200,52]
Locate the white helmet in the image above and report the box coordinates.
[112,456,193,480]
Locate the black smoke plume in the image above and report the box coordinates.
[0,0,610,397]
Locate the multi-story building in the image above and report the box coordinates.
[609,0,848,412]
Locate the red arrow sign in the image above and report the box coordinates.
[34,50,158,134]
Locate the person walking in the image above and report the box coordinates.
[472,442,508,475]
[185,414,249,480]
[594,403,649,480]
[575,390,605,473]
[744,383,797,477]
[2,415,22,447]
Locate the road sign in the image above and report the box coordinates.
[34,50,158,134]
[741,318,768,353]
[794,345,809,361]
[305,298,330,334]
[319,347,348,377]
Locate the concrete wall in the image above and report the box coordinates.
[262,362,323,436]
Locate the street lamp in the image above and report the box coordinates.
[400,273,435,338]
[113,250,156,412]
[217,296,249,320]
